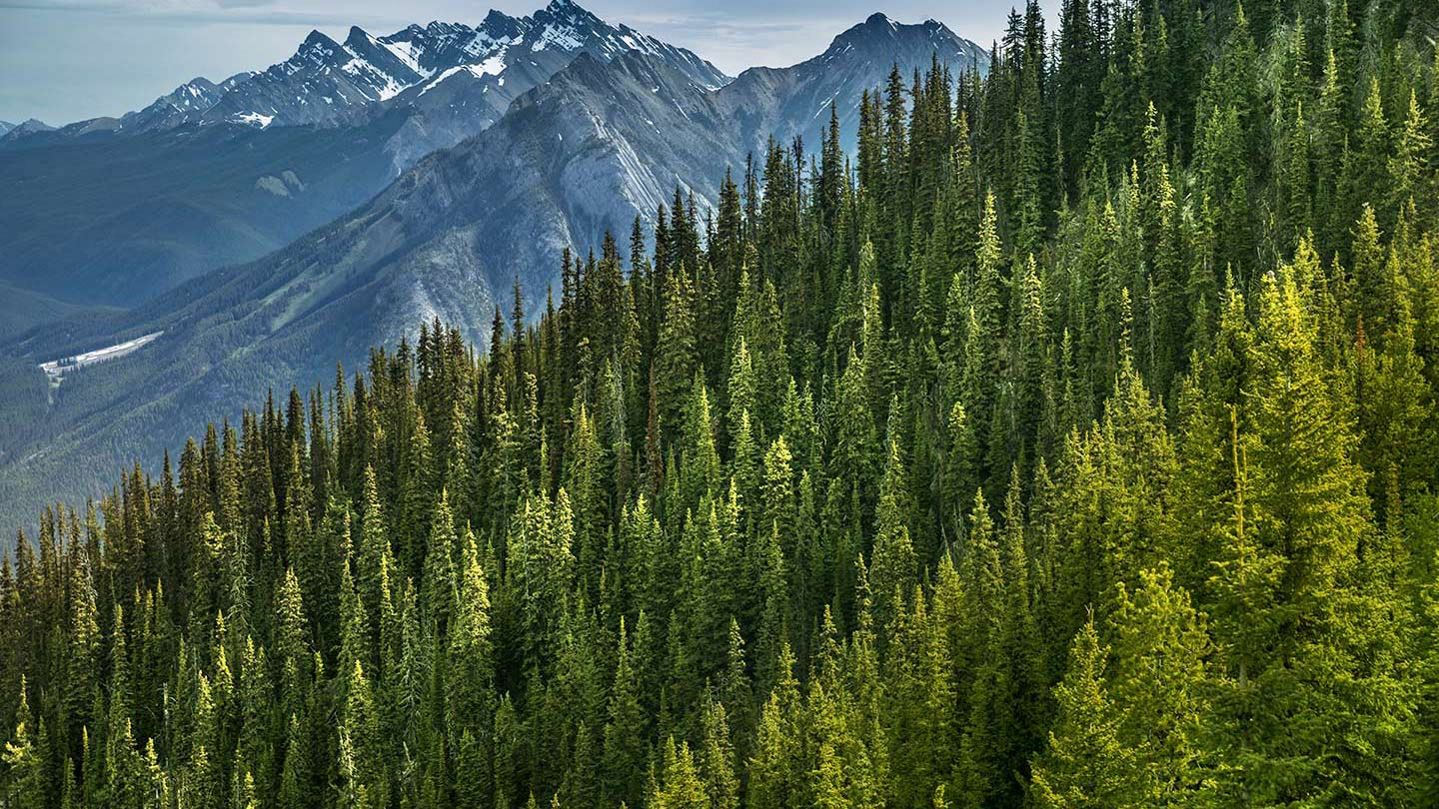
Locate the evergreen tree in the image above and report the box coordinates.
[3,678,43,809]
[1029,619,1138,808]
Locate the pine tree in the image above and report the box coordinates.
[1390,89,1434,224]
[4,678,43,809]
[1106,565,1216,804]
[602,618,646,807]
[656,273,699,442]
[869,432,916,628]
[698,697,738,809]
[649,738,708,809]
[1029,618,1138,808]
[447,532,493,767]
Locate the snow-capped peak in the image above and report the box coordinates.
[84,1,725,135]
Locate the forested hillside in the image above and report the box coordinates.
[4,0,1439,807]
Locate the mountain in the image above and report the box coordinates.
[6,0,724,144]
[0,113,415,306]
[0,122,12,137]
[0,13,985,531]
[722,13,987,151]
[315,12,989,307]
[0,119,53,144]
[0,285,115,341]
[0,0,725,309]
[118,73,255,135]
[201,0,724,137]
[5,76,258,149]
[380,3,727,168]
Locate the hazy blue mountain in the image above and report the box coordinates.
[117,73,255,135]
[721,13,987,152]
[0,12,984,532]
[0,112,418,307]
[0,119,53,144]
[0,0,724,310]
[0,285,116,341]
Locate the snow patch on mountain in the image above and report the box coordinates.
[232,112,274,128]
[38,331,163,390]
[418,53,510,96]
[378,38,431,77]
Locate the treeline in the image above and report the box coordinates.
[5,0,1439,806]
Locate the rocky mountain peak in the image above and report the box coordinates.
[819,11,986,71]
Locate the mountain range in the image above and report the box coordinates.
[0,4,985,530]
[0,0,725,309]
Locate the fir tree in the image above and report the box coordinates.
[1029,618,1138,808]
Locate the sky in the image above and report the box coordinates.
[0,0,1044,126]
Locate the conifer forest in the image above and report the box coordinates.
[6,0,1439,806]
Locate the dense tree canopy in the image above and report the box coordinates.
[4,0,1439,806]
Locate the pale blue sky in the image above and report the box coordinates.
[0,1,1049,126]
